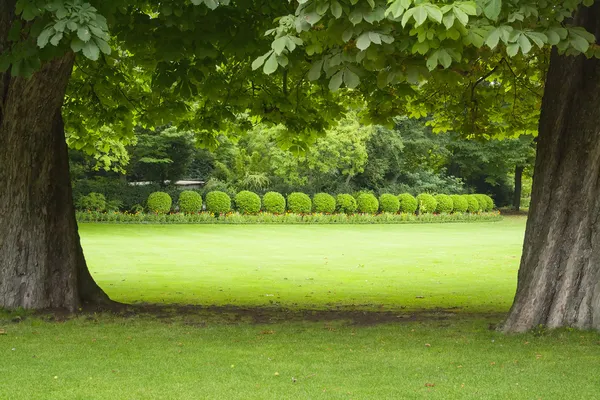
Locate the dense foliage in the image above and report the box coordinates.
[312,193,336,214]
[336,193,358,214]
[178,191,203,214]
[434,194,454,214]
[77,192,107,212]
[397,193,418,214]
[450,194,469,213]
[287,192,312,214]
[356,193,379,214]
[234,191,262,214]
[464,195,480,213]
[262,192,286,214]
[416,194,437,214]
[147,192,172,214]
[206,191,232,214]
[379,193,400,213]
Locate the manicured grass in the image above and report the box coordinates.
[3,217,598,399]
[81,217,525,312]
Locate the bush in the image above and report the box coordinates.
[336,193,358,214]
[78,192,107,211]
[147,192,172,214]
[397,193,418,214]
[287,192,312,213]
[206,191,231,214]
[379,193,400,213]
[474,194,489,212]
[262,192,286,214]
[434,194,454,213]
[178,191,202,213]
[106,200,123,212]
[235,191,261,214]
[357,193,379,214]
[416,193,437,214]
[464,195,480,213]
[450,194,468,213]
[482,194,495,211]
[312,193,336,213]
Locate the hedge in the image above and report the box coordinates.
[450,194,468,213]
[206,191,231,214]
[78,192,107,212]
[235,191,261,214]
[262,192,286,214]
[434,194,454,214]
[464,195,480,213]
[416,193,437,214]
[313,193,336,213]
[147,192,172,214]
[287,192,312,214]
[178,191,202,213]
[398,193,418,214]
[379,193,400,213]
[336,194,357,214]
[357,193,379,213]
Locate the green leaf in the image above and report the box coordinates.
[71,37,85,52]
[263,52,278,74]
[546,30,560,45]
[453,7,469,26]
[329,70,343,91]
[67,21,78,32]
[82,41,100,61]
[272,36,287,55]
[517,34,531,54]
[443,13,455,30]
[277,54,289,67]
[506,42,519,57]
[483,0,502,21]
[525,32,547,48]
[437,49,452,68]
[77,27,91,42]
[37,28,53,48]
[316,2,329,15]
[50,31,63,46]
[412,41,429,54]
[457,2,477,15]
[570,34,590,53]
[356,33,372,50]
[424,4,443,24]
[342,27,354,42]
[486,25,512,49]
[308,59,324,80]
[331,1,342,18]
[95,38,111,55]
[369,32,381,44]
[349,9,363,25]
[252,54,267,70]
[426,52,438,70]
[367,0,375,8]
[343,68,360,88]
[412,6,428,27]
[386,1,405,18]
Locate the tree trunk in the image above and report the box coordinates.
[502,5,600,332]
[0,5,111,310]
[513,165,524,211]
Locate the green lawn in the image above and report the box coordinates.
[82,217,525,312]
[3,217,600,399]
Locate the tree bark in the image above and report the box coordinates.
[513,165,524,211]
[0,6,111,310]
[503,5,600,332]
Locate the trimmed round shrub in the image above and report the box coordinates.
[78,192,107,212]
[357,193,379,214]
[450,194,468,213]
[287,192,312,214]
[178,191,202,213]
[262,192,286,214]
[434,194,454,213]
[379,193,400,213]
[147,192,172,214]
[481,194,495,211]
[336,193,358,214]
[474,194,489,212]
[235,191,261,214]
[398,193,418,214]
[312,193,336,213]
[416,193,437,214]
[206,191,231,214]
[464,195,480,213]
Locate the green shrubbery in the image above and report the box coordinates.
[482,194,495,211]
[357,193,379,213]
[464,195,480,213]
[78,192,107,212]
[379,193,400,213]
[178,191,202,213]
[235,191,261,214]
[434,194,454,213]
[398,193,418,214]
[287,192,312,214]
[262,192,286,214]
[313,193,336,213]
[147,192,172,214]
[336,194,358,214]
[206,191,231,214]
[416,193,437,214]
[450,195,468,213]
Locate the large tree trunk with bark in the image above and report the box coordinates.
[512,165,524,211]
[503,6,600,332]
[0,4,110,310]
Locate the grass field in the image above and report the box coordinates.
[82,217,525,312]
[3,217,600,399]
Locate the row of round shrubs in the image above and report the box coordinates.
[146,190,495,215]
